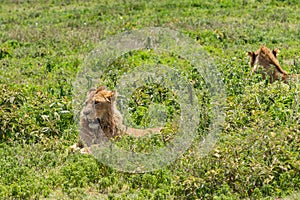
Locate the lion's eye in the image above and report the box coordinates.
[94,101,101,105]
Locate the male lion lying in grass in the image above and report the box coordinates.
[71,86,161,154]
[248,45,299,83]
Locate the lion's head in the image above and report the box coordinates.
[80,86,121,146]
[81,86,116,127]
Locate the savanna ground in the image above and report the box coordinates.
[0,0,300,199]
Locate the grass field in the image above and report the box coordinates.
[0,0,300,199]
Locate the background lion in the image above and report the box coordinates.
[248,45,299,83]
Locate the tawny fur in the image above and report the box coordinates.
[248,45,299,83]
[79,86,121,147]
[78,86,161,148]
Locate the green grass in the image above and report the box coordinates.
[0,0,300,199]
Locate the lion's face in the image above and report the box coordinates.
[81,86,116,129]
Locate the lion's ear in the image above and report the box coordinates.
[247,51,254,57]
[106,91,117,102]
[272,49,280,57]
[96,86,106,93]
[111,91,117,102]
[247,51,257,61]
[103,91,117,103]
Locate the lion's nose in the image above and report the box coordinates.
[83,110,90,115]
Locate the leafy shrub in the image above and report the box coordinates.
[0,84,73,142]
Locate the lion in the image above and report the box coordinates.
[71,86,161,153]
[248,45,299,83]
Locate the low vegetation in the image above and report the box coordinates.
[0,0,299,199]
